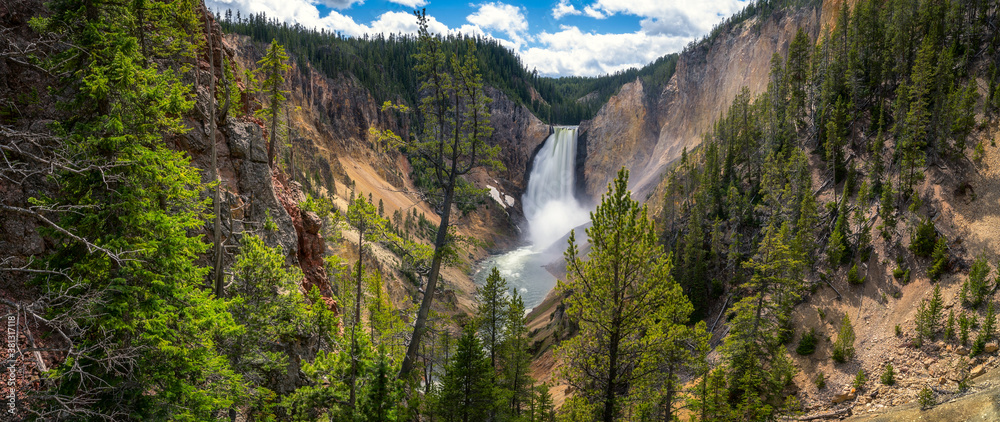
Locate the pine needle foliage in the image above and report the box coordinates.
[558,168,700,422]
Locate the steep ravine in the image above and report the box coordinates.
[218,31,551,316]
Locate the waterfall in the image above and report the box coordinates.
[521,127,590,250]
[474,126,590,311]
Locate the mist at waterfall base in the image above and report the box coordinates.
[474,127,590,311]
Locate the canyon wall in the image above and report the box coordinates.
[579,6,824,201]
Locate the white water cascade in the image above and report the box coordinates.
[473,126,590,310]
[521,126,591,250]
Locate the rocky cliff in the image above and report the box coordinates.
[578,5,823,201]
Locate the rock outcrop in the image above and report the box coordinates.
[578,6,823,201]
[486,86,551,194]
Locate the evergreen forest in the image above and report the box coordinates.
[1,0,999,421]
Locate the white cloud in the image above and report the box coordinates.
[466,2,530,46]
[582,5,606,19]
[584,0,743,36]
[206,0,737,78]
[207,0,451,36]
[521,25,689,77]
[385,0,428,8]
[310,0,364,9]
[552,0,581,19]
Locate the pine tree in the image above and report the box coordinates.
[832,313,856,363]
[358,347,404,422]
[222,235,336,416]
[476,267,508,370]
[20,3,243,417]
[722,221,804,419]
[500,292,533,418]
[881,364,896,386]
[437,325,495,422]
[786,28,812,138]
[344,194,415,410]
[400,12,501,379]
[795,189,820,265]
[635,321,710,420]
[916,285,945,342]
[256,39,290,168]
[557,168,695,422]
[899,38,936,196]
[972,302,997,356]
[878,179,897,240]
[927,236,949,281]
[961,256,992,308]
[530,384,555,422]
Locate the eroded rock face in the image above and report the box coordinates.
[578,80,657,201]
[273,176,331,298]
[578,7,822,201]
[221,118,299,261]
[485,86,551,195]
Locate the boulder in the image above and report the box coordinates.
[832,389,857,404]
[971,364,987,379]
[985,343,998,353]
[302,210,322,235]
[226,117,267,163]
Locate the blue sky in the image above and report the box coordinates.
[206,0,748,77]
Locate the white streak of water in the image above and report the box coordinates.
[521,127,590,250]
[475,126,589,311]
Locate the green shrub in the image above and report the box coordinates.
[910,219,937,257]
[853,369,867,390]
[973,141,985,162]
[848,264,864,285]
[881,364,896,386]
[961,256,992,307]
[300,193,339,220]
[815,372,826,390]
[832,314,855,363]
[918,385,935,409]
[796,328,818,355]
[895,324,902,337]
[927,237,949,281]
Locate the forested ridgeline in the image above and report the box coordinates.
[215,9,684,125]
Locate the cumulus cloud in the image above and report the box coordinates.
[206,0,736,78]
[385,0,428,8]
[552,0,581,19]
[584,0,743,37]
[206,0,449,36]
[310,0,364,9]
[582,6,606,19]
[520,25,689,77]
[467,2,530,46]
